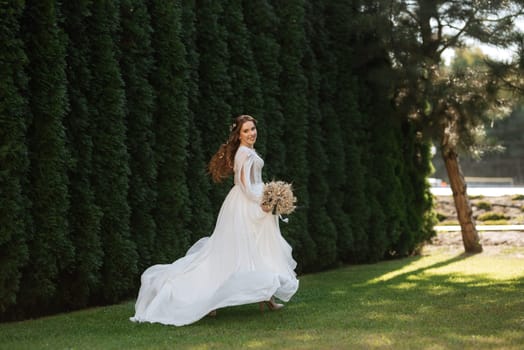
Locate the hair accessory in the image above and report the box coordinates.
[229,122,237,132]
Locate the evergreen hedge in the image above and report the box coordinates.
[17,0,74,315]
[147,0,191,264]
[181,0,215,242]
[0,0,30,314]
[120,0,157,272]
[0,0,435,320]
[62,0,103,309]
[87,0,137,303]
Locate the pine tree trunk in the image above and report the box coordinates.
[441,146,483,253]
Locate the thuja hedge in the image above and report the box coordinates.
[0,0,435,321]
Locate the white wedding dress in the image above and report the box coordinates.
[130,145,299,326]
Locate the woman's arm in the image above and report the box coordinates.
[235,149,262,203]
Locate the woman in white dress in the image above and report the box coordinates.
[130,115,299,326]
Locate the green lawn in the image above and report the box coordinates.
[2,247,523,350]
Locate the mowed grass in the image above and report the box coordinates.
[1,248,523,350]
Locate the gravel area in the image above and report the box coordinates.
[427,194,524,256]
[424,230,524,257]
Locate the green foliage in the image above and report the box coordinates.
[352,3,411,260]
[469,195,485,200]
[308,1,353,262]
[399,121,437,248]
[147,0,191,262]
[451,47,488,71]
[120,0,157,272]
[242,0,285,179]
[439,220,460,226]
[273,0,317,270]
[0,0,30,313]
[18,0,74,313]
[87,0,137,302]
[385,1,523,253]
[477,212,509,221]
[436,212,448,221]
[194,1,232,210]
[302,0,338,269]
[181,0,215,242]
[367,122,408,259]
[61,0,104,309]
[323,1,371,263]
[385,0,524,216]
[0,0,441,320]
[438,106,524,185]
[512,194,524,201]
[481,220,509,225]
[223,0,265,154]
[475,201,493,211]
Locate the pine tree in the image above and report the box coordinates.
[272,0,317,270]
[194,1,232,211]
[61,0,103,308]
[87,0,137,302]
[0,0,30,314]
[120,0,157,272]
[242,0,285,178]
[17,0,74,313]
[181,0,215,242]
[385,1,524,253]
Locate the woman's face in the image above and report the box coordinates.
[238,120,257,148]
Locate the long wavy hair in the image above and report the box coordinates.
[208,115,257,183]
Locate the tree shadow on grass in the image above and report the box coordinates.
[184,261,523,349]
[287,252,524,349]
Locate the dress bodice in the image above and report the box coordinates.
[234,146,264,202]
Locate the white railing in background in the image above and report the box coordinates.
[430,187,524,196]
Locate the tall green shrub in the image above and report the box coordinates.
[18,0,74,312]
[181,1,215,242]
[398,121,437,254]
[120,0,157,271]
[242,0,284,178]
[351,3,398,261]
[0,0,30,314]
[87,0,137,302]
[272,0,317,270]
[195,1,232,210]
[310,1,353,262]
[339,84,369,263]
[62,0,103,308]
[366,108,405,259]
[325,0,370,262]
[222,0,266,154]
[147,0,192,262]
[303,0,338,269]
[362,69,408,258]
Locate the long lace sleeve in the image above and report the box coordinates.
[234,147,263,203]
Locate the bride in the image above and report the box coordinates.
[130,115,299,326]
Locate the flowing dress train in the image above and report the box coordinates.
[130,146,299,326]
